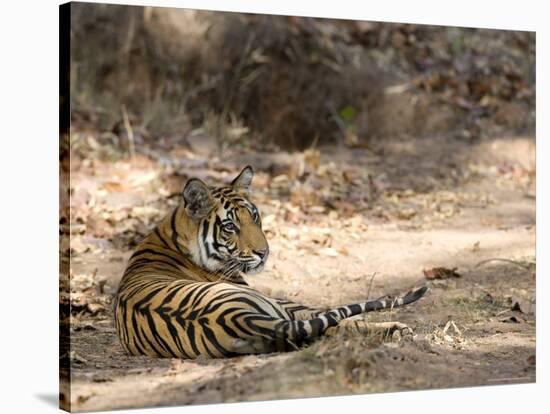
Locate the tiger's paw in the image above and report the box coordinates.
[389,324,414,342]
[232,338,267,354]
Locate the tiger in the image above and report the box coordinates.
[114,166,428,359]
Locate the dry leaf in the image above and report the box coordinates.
[103,181,127,192]
[423,267,461,280]
[338,247,350,256]
[397,207,417,220]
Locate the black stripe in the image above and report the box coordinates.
[137,315,166,356]
[325,311,338,326]
[181,318,200,357]
[200,318,230,356]
[199,333,217,358]
[154,227,171,249]
[296,320,307,340]
[155,307,190,358]
[241,315,280,337]
[144,309,176,357]
[159,282,188,307]
[216,307,246,338]
[229,311,257,337]
[129,307,148,355]
[348,303,362,314]
[170,206,186,256]
[180,283,215,317]
[227,296,271,316]
[366,300,385,312]
[309,318,324,336]
[133,284,166,310]
[201,219,213,258]
[130,248,187,268]
[124,258,180,276]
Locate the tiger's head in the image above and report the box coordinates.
[182,166,269,278]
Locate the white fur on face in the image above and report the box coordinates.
[195,207,231,272]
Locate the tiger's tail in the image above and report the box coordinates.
[349,285,429,313]
[240,286,429,354]
[305,284,428,333]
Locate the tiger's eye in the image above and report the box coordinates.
[223,222,238,233]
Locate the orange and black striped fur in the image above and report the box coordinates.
[114,166,428,358]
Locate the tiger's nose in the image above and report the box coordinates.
[254,247,269,260]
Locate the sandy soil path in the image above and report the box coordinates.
[61,136,535,412]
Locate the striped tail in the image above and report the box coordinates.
[262,286,429,352]
[357,285,429,313]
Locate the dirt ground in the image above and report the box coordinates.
[60,134,535,412]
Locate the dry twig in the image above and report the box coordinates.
[121,104,135,160]
[474,258,534,272]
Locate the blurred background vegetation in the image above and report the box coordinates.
[69,3,535,155]
[61,3,536,270]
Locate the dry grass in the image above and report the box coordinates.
[447,294,509,321]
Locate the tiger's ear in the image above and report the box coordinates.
[182,178,213,220]
[231,165,254,191]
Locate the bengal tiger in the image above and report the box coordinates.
[114,166,428,358]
